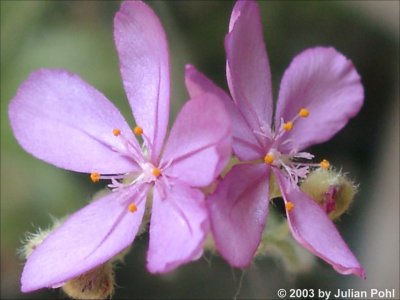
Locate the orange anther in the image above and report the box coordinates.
[112,128,121,136]
[128,203,137,213]
[320,159,330,170]
[263,154,274,165]
[90,172,100,183]
[283,121,293,132]
[299,108,309,118]
[285,201,294,212]
[152,168,161,177]
[133,126,143,136]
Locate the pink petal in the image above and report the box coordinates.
[8,69,139,174]
[275,47,364,152]
[274,170,365,278]
[185,64,265,161]
[21,186,148,292]
[162,94,231,187]
[208,163,270,268]
[114,1,170,161]
[225,0,273,140]
[147,180,207,273]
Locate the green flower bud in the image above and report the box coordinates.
[256,209,315,274]
[18,218,63,260]
[19,215,130,300]
[268,174,281,199]
[62,263,115,300]
[300,168,358,220]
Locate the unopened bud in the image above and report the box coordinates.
[203,233,217,254]
[62,263,114,300]
[256,210,315,273]
[19,218,63,259]
[19,215,127,300]
[269,174,281,199]
[300,168,358,219]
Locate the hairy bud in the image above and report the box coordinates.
[300,168,358,219]
[256,210,315,273]
[19,216,129,300]
[18,218,63,260]
[62,263,115,300]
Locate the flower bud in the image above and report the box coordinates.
[255,210,315,273]
[203,233,217,253]
[62,263,114,300]
[19,216,126,300]
[19,218,63,259]
[268,174,281,199]
[300,168,358,219]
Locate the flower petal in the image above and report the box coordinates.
[225,0,273,138]
[147,180,207,273]
[275,47,364,152]
[185,64,265,161]
[9,69,138,174]
[21,187,148,292]
[208,163,270,268]
[162,94,231,187]
[274,170,365,278]
[114,1,170,161]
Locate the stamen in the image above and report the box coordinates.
[128,202,137,213]
[112,128,121,136]
[152,168,161,177]
[90,172,100,183]
[283,121,293,132]
[264,154,274,165]
[285,201,294,212]
[133,126,143,136]
[298,108,309,118]
[320,159,330,170]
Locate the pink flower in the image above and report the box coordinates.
[185,0,365,277]
[9,1,231,292]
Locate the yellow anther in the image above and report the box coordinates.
[112,128,121,136]
[263,154,274,165]
[133,126,143,136]
[152,168,161,177]
[285,201,294,212]
[320,159,330,170]
[128,203,137,213]
[299,108,309,118]
[90,172,100,183]
[283,121,293,132]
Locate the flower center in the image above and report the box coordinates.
[89,126,171,212]
[256,108,330,185]
[263,147,316,185]
[140,162,162,183]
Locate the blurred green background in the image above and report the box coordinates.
[1,1,399,299]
